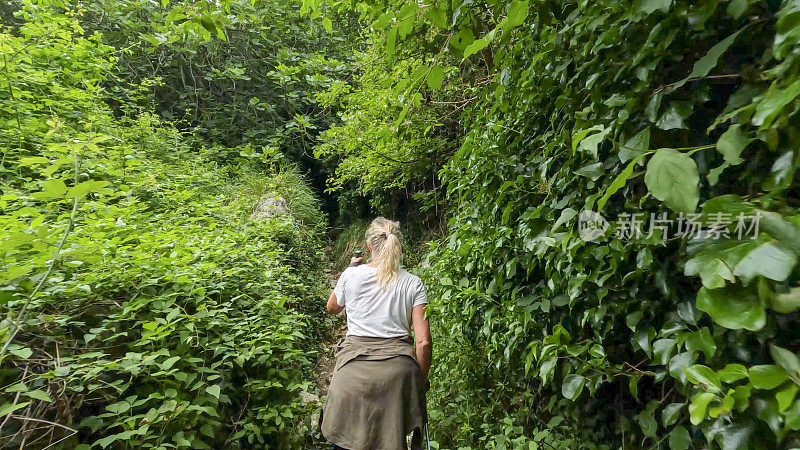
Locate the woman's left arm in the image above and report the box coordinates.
[326,290,344,315]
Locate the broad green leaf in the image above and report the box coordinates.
[669,352,695,384]
[752,78,800,127]
[505,0,528,28]
[727,0,748,18]
[160,356,180,370]
[645,149,699,213]
[572,125,604,153]
[668,425,691,450]
[372,11,394,30]
[709,390,735,418]
[200,424,215,438]
[669,29,744,93]
[206,384,221,399]
[718,364,748,383]
[450,27,474,50]
[684,254,735,289]
[39,179,67,199]
[689,392,716,425]
[685,364,722,392]
[770,344,800,376]
[662,402,684,427]
[619,128,650,163]
[716,124,750,165]
[733,242,796,282]
[785,400,800,430]
[66,180,113,199]
[653,338,676,365]
[9,347,33,359]
[776,384,798,412]
[696,286,765,331]
[4,383,27,393]
[463,37,490,59]
[655,105,686,130]
[0,401,30,417]
[597,155,643,211]
[577,127,611,159]
[637,0,672,14]
[25,390,52,402]
[322,17,332,33]
[561,374,586,400]
[426,8,446,28]
[684,328,716,360]
[636,400,658,437]
[385,27,398,62]
[427,66,444,90]
[575,162,604,180]
[748,365,788,390]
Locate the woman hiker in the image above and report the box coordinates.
[321,217,432,450]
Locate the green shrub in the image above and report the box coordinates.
[0,4,327,448]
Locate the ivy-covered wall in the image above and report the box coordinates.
[309,0,800,446]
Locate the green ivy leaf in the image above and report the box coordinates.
[785,400,800,430]
[684,328,717,360]
[0,401,30,417]
[25,390,52,402]
[770,344,800,376]
[718,364,749,383]
[619,128,650,163]
[668,425,691,450]
[716,124,750,165]
[684,254,735,289]
[733,242,796,282]
[685,364,722,393]
[206,384,221,399]
[644,149,699,213]
[689,392,717,425]
[669,352,695,384]
[776,384,798,412]
[766,286,800,313]
[505,0,528,28]
[748,365,788,390]
[463,37,490,59]
[752,78,800,128]
[662,402,684,427]
[597,154,644,211]
[637,0,672,14]
[427,66,444,90]
[561,374,586,400]
[696,285,765,331]
[160,356,180,370]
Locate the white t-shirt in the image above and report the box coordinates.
[334,265,428,338]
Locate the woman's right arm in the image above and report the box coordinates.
[411,304,432,376]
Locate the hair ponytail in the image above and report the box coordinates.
[366,217,402,286]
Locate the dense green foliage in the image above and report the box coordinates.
[5,0,800,447]
[308,0,800,447]
[0,2,333,447]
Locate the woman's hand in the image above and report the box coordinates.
[349,256,363,267]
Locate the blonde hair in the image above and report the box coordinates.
[366,217,402,286]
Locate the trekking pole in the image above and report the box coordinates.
[425,423,431,450]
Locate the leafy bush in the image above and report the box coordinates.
[310,0,800,447]
[0,3,327,448]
